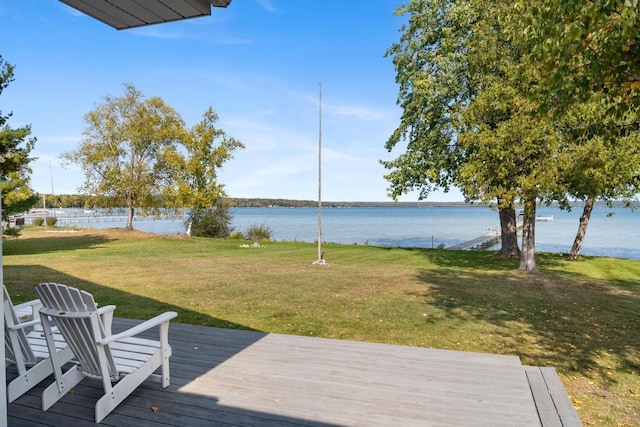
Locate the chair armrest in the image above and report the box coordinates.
[97,305,116,315]
[6,318,41,330]
[96,311,177,345]
[13,298,43,321]
[96,305,116,336]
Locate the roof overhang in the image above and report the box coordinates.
[59,0,231,30]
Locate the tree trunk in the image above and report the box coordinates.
[569,197,594,260]
[126,199,135,230]
[125,207,134,230]
[519,197,537,272]
[497,200,520,258]
[125,191,137,230]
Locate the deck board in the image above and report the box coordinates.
[7,318,579,426]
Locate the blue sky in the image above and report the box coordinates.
[0,0,463,202]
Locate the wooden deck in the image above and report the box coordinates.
[7,318,581,426]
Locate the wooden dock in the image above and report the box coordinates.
[447,220,529,251]
[7,318,581,426]
[446,229,501,250]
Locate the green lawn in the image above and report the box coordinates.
[3,228,639,426]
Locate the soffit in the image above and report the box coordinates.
[59,0,231,30]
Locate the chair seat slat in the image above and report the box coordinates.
[116,336,161,347]
[111,340,159,354]
[113,349,154,361]
[114,358,150,372]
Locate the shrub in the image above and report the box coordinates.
[46,217,57,227]
[2,227,22,237]
[246,223,272,241]
[229,231,245,239]
[188,203,233,238]
[32,218,44,226]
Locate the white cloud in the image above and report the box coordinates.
[130,26,185,40]
[326,103,385,121]
[255,0,278,13]
[130,25,250,45]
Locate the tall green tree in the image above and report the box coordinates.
[458,83,559,271]
[162,107,244,237]
[63,83,184,230]
[383,0,522,258]
[386,0,578,271]
[0,56,38,224]
[65,85,243,234]
[388,0,639,269]
[455,1,561,271]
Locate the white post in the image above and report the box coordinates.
[1,192,8,425]
[42,194,47,229]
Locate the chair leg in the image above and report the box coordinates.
[161,345,172,388]
[8,358,52,402]
[95,351,163,423]
[42,364,85,411]
[8,347,74,402]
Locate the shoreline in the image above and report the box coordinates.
[19,205,640,261]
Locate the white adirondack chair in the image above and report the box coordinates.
[3,285,74,402]
[35,283,177,423]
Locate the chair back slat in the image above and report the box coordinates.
[3,286,36,367]
[36,283,118,380]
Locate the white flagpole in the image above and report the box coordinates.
[314,82,326,265]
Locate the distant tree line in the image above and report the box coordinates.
[37,195,479,209]
[232,198,486,208]
[36,194,634,211]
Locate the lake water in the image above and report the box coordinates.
[53,206,640,260]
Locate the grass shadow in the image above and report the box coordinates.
[423,248,571,271]
[411,261,640,382]
[4,264,256,331]
[2,233,114,256]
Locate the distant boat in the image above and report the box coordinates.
[517,210,553,222]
